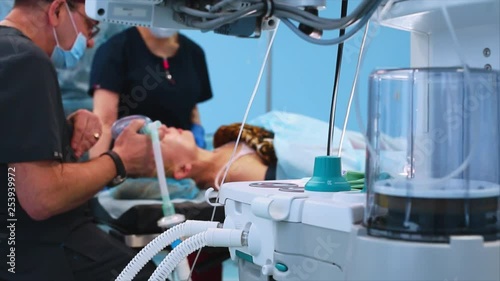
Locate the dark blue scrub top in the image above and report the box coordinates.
[89,27,213,130]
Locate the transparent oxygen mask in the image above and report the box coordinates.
[365,68,500,242]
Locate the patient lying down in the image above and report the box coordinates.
[157,110,371,190]
[111,111,367,200]
[160,123,276,190]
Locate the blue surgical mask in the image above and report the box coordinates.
[51,3,87,69]
[149,27,177,38]
[51,32,86,69]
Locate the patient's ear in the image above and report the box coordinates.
[173,164,192,179]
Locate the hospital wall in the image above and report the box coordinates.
[183,2,411,136]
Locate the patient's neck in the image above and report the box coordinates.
[189,146,235,189]
[188,149,217,189]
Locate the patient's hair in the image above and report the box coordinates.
[163,158,175,178]
[164,167,174,178]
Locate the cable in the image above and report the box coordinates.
[352,0,397,162]
[338,21,369,157]
[217,22,279,198]
[278,4,375,46]
[182,4,265,30]
[327,0,349,156]
[174,0,384,45]
[274,0,378,30]
[209,0,237,12]
[187,21,281,281]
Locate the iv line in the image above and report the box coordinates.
[338,21,370,157]
[188,21,281,281]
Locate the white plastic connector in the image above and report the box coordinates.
[205,187,224,207]
[204,229,246,247]
[261,263,274,276]
[184,220,221,236]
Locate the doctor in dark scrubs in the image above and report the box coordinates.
[0,0,161,279]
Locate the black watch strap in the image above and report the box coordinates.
[101,151,127,187]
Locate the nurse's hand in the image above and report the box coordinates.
[67,109,103,159]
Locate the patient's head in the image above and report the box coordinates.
[160,126,198,179]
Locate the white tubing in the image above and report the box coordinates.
[149,229,245,281]
[116,220,219,281]
[174,257,192,281]
[147,122,175,215]
[149,232,207,281]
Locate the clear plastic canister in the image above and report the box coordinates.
[365,68,500,242]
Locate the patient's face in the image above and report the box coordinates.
[160,126,198,166]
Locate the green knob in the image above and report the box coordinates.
[305,156,351,192]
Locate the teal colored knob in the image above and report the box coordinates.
[275,263,288,272]
[305,156,351,192]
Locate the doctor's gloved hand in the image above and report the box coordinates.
[191,123,206,148]
[67,109,102,159]
[112,120,156,177]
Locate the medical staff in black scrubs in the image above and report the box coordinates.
[89,26,213,158]
[0,0,160,279]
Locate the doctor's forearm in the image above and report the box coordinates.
[12,156,117,221]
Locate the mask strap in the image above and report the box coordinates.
[64,1,79,36]
[52,28,61,46]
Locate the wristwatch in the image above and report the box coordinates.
[101,151,127,187]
